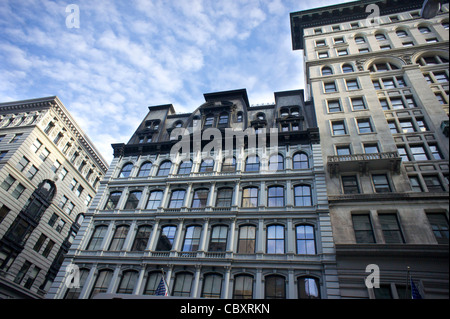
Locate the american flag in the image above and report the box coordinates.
[410,277,423,299]
[154,277,169,296]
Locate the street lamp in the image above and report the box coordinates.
[420,0,442,19]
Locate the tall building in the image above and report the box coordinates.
[47,88,341,299]
[290,0,449,298]
[0,97,108,298]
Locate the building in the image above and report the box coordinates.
[0,97,108,298]
[47,88,341,299]
[290,0,449,298]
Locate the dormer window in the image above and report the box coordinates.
[218,113,229,125]
[204,115,214,127]
[291,108,300,116]
[280,108,289,117]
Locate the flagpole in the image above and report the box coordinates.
[161,268,171,296]
[405,266,410,299]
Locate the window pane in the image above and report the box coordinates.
[379,214,404,243]
[352,215,375,243]
[298,277,320,299]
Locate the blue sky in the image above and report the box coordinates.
[0,0,351,163]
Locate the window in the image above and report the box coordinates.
[30,139,42,153]
[137,162,152,177]
[352,214,375,243]
[359,48,370,53]
[322,66,333,76]
[325,100,341,113]
[0,151,8,161]
[14,261,32,284]
[157,161,172,176]
[419,26,431,33]
[199,159,214,173]
[293,152,309,169]
[242,187,258,208]
[294,185,312,206]
[342,64,354,73]
[380,45,391,50]
[298,277,320,299]
[76,185,84,197]
[372,174,392,193]
[375,33,387,41]
[357,118,374,133]
[42,240,55,257]
[169,190,186,209]
[396,30,408,37]
[331,121,347,136]
[379,99,389,110]
[314,28,322,34]
[296,225,316,255]
[209,226,228,252]
[346,79,360,90]
[143,272,163,295]
[316,39,326,47]
[269,154,284,171]
[191,189,209,208]
[33,234,47,252]
[1,174,16,191]
[337,49,348,56]
[178,161,192,175]
[351,98,366,111]
[202,274,222,298]
[85,194,93,207]
[104,191,122,210]
[236,112,243,122]
[204,115,214,127]
[369,62,399,72]
[409,176,423,192]
[108,225,129,251]
[265,275,285,299]
[182,226,202,252]
[131,225,152,251]
[423,175,444,192]
[10,133,23,143]
[429,145,443,160]
[379,214,404,243]
[234,275,253,299]
[267,225,284,254]
[156,226,177,251]
[119,163,133,178]
[427,214,449,244]
[0,205,11,224]
[318,52,329,59]
[216,188,233,208]
[173,273,193,297]
[382,78,396,89]
[336,145,351,156]
[245,156,260,172]
[12,184,25,199]
[334,37,344,44]
[267,186,284,207]
[222,157,236,172]
[124,191,142,210]
[89,270,113,299]
[410,146,429,161]
[39,148,50,161]
[58,167,68,181]
[364,143,379,154]
[342,176,360,194]
[87,226,108,250]
[434,72,449,83]
[397,146,409,162]
[403,41,414,47]
[238,226,256,254]
[146,190,163,210]
[218,113,229,125]
[64,268,89,299]
[324,82,337,93]
[435,93,447,105]
[16,156,30,172]
[117,271,138,294]
[405,96,417,108]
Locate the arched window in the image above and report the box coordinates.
[396,30,408,37]
[178,160,192,175]
[87,225,108,250]
[23,180,57,220]
[234,275,254,299]
[267,186,284,207]
[191,189,209,208]
[202,274,223,298]
[209,225,228,252]
[104,191,122,210]
[222,157,236,172]
[168,190,185,208]
[375,32,387,41]
[182,225,202,252]
[355,36,366,44]
[296,225,316,255]
[216,187,233,208]
[117,270,138,294]
[89,269,113,299]
[265,275,286,299]
[342,64,354,73]
[174,121,183,128]
[242,187,258,208]
[294,185,312,207]
[146,190,163,209]
[157,161,172,176]
[293,152,309,169]
[418,25,431,34]
[131,225,152,251]
[119,163,133,178]
[267,225,284,254]
[416,54,449,66]
[298,277,320,299]
[369,62,400,72]
[137,162,152,177]
[321,66,333,76]
[269,154,284,171]
[290,107,300,116]
[199,159,214,173]
[238,225,256,253]
[64,268,89,299]
[156,226,177,251]
[124,191,142,210]
[143,272,163,295]
[108,225,129,251]
[245,155,260,172]
[173,272,193,297]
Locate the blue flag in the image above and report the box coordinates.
[410,277,423,299]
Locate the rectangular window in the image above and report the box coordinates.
[373,80,381,90]
[410,146,429,161]
[390,98,406,110]
[416,119,428,132]
[324,82,337,93]
[58,195,68,208]
[70,179,77,191]
[336,145,351,156]
[342,176,360,194]
[331,121,347,136]
[357,118,374,134]
[1,174,16,191]
[379,214,404,243]
[10,134,23,144]
[397,146,410,162]
[383,78,396,89]
[435,93,446,105]
[64,202,75,215]
[409,176,423,192]
[51,160,61,173]
[379,99,389,110]
[14,261,32,284]
[423,175,444,192]
[11,183,25,199]
[26,165,38,180]
[39,148,50,161]
[58,167,68,181]
[318,51,329,59]
[33,234,47,252]
[16,157,30,172]
[351,98,366,110]
[399,120,415,133]
[337,49,348,56]
[372,174,392,193]
[426,214,449,244]
[388,121,399,134]
[0,205,11,224]
[434,72,449,83]
[42,240,55,258]
[346,80,360,90]
[327,100,341,113]
[364,143,380,154]
[352,214,375,243]
[334,37,344,44]
[315,40,326,47]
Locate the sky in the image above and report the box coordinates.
[0,0,352,164]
